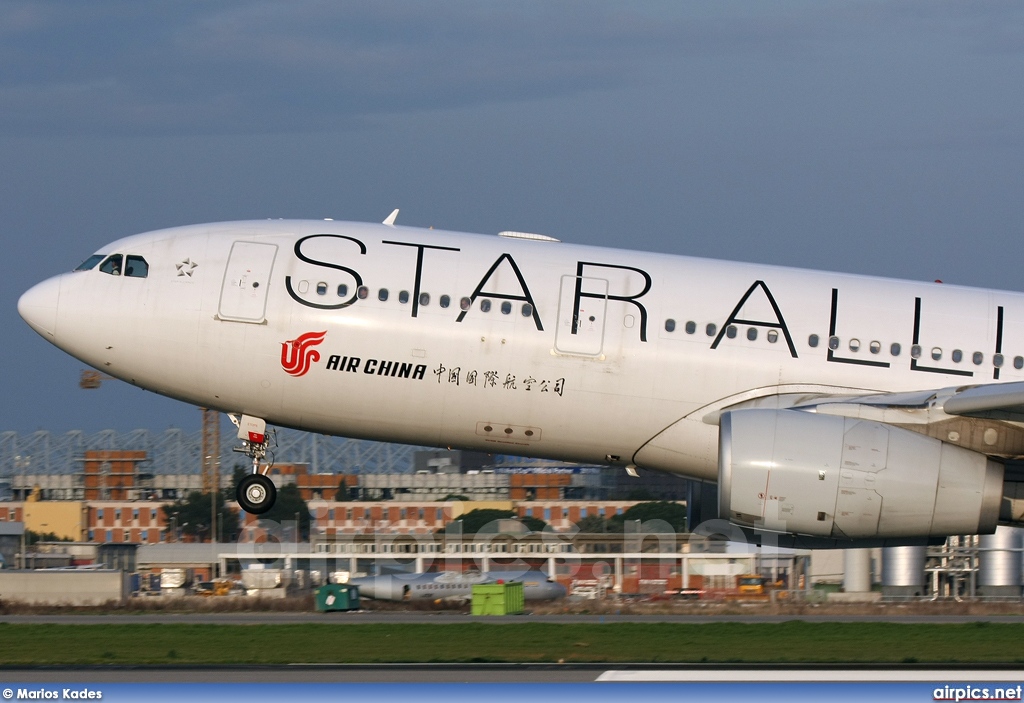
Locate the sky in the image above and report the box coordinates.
[2,0,1024,434]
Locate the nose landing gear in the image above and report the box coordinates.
[229,414,277,515]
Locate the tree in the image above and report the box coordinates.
[443,509,547,535]
[230,465,249,493]
[574,514,619,533]
[333,477,350,501]
[609,501,687,533]
[625,488,657,501]
[163,491,240,542]
[260,483,312,540]
[520,515,547,532]
[25,530,72,546]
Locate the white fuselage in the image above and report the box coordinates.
[19,220,1024,484]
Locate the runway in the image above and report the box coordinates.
[2,612,1024,625]
[1,664,1023,684]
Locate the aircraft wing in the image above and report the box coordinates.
[793,381,1024,423]
[941,381,1024,421]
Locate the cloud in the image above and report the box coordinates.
[0,1,832,137]
[4,1,1020,139]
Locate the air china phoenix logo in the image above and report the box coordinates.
[281,331,327,377]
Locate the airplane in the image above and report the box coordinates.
[16,211,1024,548]
[348,569,567,601]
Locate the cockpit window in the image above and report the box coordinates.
[125,256,149,278]
[99,254,123,276]
[75,254,105,271]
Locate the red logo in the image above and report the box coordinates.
[281,331,327,377]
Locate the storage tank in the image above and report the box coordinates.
[881,545,927,598]
[843,549,872,593]
[978,526,1022,598]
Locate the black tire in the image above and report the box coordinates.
[236,474,277,515]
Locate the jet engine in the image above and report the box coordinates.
[718,408,1003,539]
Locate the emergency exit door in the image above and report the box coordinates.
[218,241,278,323]
[555,275,608,355]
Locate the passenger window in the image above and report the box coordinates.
[521,303,533,317]
[357,286,369,299]
[911,345,922,359]
[767,330,778,343]
[869,341,881,354]
[298,280,309,294]
[378,288,388,302]
[828,336,840,350]
[726,325,737,339]
[665,319,676,333]
[480,299,492,313]
[99,254,123,276]
[973,351,984,365]
[501,301,512,315]
[440,295,451,309]
[931,347,942,361]
[316,282,328,296]
[399,290,410,304]
[685,321,696,335]
[706,323,717,337]
[891,343,901,356]
[419,293,430,306]
[849,339,861,352]
[337,284,348,297]
[459,297,471,311]
[124,256,149,278]
[808,334,819,348]
[75,254,105,271]
[1015,356,1023,370]
[746,327,757,341]
[952,349,963,363]
[994,353,1005,368]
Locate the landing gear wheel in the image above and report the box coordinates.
[236,474,277,515]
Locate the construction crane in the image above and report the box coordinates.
[80,371,220,486]
[200,407,221,495]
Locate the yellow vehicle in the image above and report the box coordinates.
[195,579,241,597]
[726,574,784,602]
[737,574,767,595]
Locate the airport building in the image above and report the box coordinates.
[2,429,1024,604]
[1,442,690,544]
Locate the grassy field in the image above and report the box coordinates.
[0,621,1022,665]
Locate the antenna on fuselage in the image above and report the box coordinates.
[382,209,399,226]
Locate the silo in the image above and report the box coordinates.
[881,545,927,598]
[978,526,1022,598]
[843,549,872,593]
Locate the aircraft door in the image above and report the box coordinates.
[218,241,278,323]
[555,275,608,355]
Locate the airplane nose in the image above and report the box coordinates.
[18,276,62,339]
[348,577,377,599]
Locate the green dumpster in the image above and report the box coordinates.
[315,584,360,612]
[471,581,524,616]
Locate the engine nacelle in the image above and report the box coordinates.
[719,409,1003,539]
